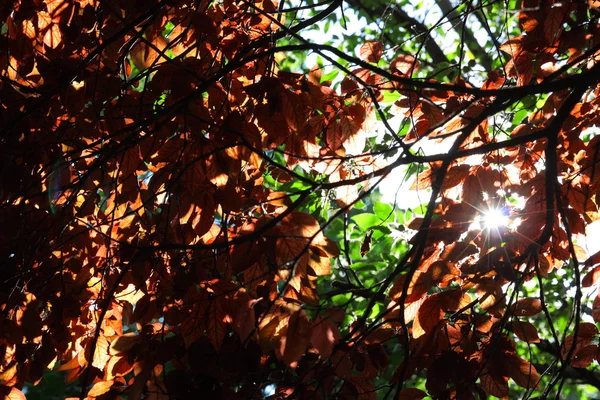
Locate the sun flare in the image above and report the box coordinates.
[482,207,509,230]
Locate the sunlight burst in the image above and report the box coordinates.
[482,207,509,230]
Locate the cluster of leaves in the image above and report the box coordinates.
[2,0,600,399]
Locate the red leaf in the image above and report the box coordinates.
[359,41,383,63]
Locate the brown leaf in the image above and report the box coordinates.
[571,345,598,368]
[359,41,383,63]
[110,334,141,355]
[397,388,427,399]
[390,55,419,76]
[412,295,444,339]
[505,352,539,389]
[281,310,311,367]
[360,231,373,256]
[544,7,565,45]
[594,295,600,323]
[348,375,377,400]
[512,320,540,343]
[480,373,508,399]
[510,298,542,317]
[311,316,340,359]
[207,299,226,351]
[585,251,600,268]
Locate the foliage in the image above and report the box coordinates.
[2,0,600,399]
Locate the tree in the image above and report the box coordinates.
[2,0,600,398]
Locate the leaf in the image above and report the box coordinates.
[233,291,258,341]
[509,52,534,87]
[480,373,508,399]
[510,298,542,317]
[110,334,141,355]
[594,295,600,323]
[585,251,600,268]
[359,41,383,63]
[360,231,373,256]
[2,387,26,400]
[397,388,427,399]
[88,380,114,397]
[352,213,380,230]
[281,310,311,367]
[390,55,419,76]
[512,320,540,343]
[544,7,565,44]
[571,345,598,368]
[310,316,340,359]
[207,299,226,351]
[92,335,110,370]
[348,375,377,400]
[412,295,444,339]
[505,352,539,389]
[373,202,393,222]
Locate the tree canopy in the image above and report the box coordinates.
[2,0,600,399]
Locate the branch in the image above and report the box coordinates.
[533,340,600,390]
[434,0,494,70]
[343,0,450,65]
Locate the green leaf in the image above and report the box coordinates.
[321,69,339,82]
[373,202,394,222]
[351,213,380,230]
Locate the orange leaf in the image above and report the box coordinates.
[88,380,114,398]
[359,41,383,63]
[1,387,26,400]
[92,335,110,370]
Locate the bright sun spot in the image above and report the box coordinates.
[482,208,509,230]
